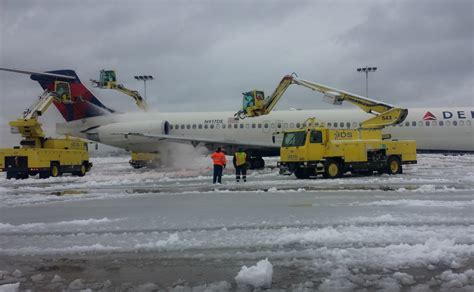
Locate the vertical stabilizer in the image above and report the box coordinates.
[31,70,114,121]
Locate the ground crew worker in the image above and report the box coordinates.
[211,147,226,184]
[233,148,247,182]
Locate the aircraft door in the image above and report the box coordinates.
[272,120,285,146]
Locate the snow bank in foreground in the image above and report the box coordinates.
[0,217,119,233]
[356,199,474,208]
[0,282,19,292]
[235,258,273,288]
[439,269,474,289]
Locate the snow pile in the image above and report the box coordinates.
[134,233,203,251]
[439,269,474,289]
[139,233,180,249]
[359,199,474,208]
[169,281,231,292]
[0,217,120,233]
[392,272,415,285]
[68,278,86,290]
[234,258,273,288]
[135,282,159,291]
[318,267,357,291]
[414,184,436,193]
[1,243,121,256]
[0,283,19,292]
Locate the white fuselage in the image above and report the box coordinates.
[58,107,474,154]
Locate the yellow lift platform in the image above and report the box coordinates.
[0,83,92,179]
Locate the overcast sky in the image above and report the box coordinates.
[0,0,473,146]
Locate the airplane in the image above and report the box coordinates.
[24,69,474,168]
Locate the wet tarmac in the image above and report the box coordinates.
[1,154,473,291]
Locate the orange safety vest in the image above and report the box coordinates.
[211,151,227,166]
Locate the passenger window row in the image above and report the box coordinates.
[168,120,471,130]
[169,123,297,130]
[397,120,471,127]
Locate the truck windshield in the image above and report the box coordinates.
[282,131,306,147]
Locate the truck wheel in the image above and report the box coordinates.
[324,160,342,179]
[77,163,87,177]
[50,163,60,177]
[131,163,143,169]
[6,172,15,180]
[294,168,309,179]
[386,156,402,175]
[85,161,92,171]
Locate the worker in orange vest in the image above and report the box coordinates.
[211,147,227,184]
[233,148,247,182]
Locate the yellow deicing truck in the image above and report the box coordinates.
[0,80,92,179]
[235,73,417,179]
[0,135,91,179]
[277,118,417,179]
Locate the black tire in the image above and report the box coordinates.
[39,171,50,179]
[294,168,309,179]
[6,172,15,180]
[323,160,343,179]
[77,163,87,177]
[386,156,402,175]
[50,163,61,177]
[85,161,92,172]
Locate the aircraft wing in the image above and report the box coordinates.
[120,132,279,149]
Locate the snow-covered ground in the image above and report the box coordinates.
[0,154,473,291]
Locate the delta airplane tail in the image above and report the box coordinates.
[30,70,114,122]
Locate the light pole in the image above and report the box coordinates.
[134,75,154,100]
[356,67,377,98]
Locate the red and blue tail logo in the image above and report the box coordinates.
[30,70,114,122]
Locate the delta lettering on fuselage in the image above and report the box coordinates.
[441,111,474,119]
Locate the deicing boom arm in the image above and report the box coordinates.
[91,70,148,111]
[290,77,408,128]
[22,90,56,120]
[236,74,408,129]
